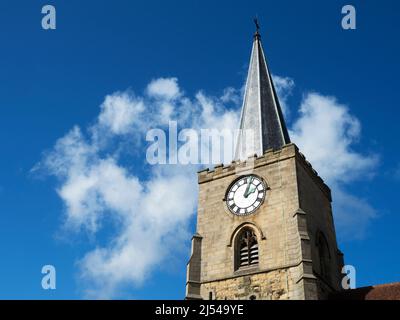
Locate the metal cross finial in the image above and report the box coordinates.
[253,17,261,40]
[254,17,260,33]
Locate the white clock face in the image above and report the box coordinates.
[226,175,266,216]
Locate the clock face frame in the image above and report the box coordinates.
[225,175,266,216]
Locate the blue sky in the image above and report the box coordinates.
[0,0,399,299]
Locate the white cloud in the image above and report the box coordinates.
[37,77,238,298]
[290,92,379,239]
[146,77,181,100]
[195,92,239,133]
[290,93,378,183]
[45,130,198,297]
[272,74,295,117]
[78,165,197,298]
[98,92,145,135]
[194,92,240,165]
[220,87,241,105]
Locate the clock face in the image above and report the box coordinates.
[226,175,266,216]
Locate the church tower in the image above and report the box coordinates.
[185,23,344,300]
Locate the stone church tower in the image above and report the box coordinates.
[185,25,344,300]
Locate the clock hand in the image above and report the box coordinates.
[243,177,254,198]
[247,186,256,196]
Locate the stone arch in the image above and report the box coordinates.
[315,230,331,281]
[227,222,265,247]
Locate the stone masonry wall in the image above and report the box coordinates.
[186,143,341,300]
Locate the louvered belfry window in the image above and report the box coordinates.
[237,228,259,269]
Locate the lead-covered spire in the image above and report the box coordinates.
[235,21,290,160]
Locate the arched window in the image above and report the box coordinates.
[235,227,259,270]
[316,232,331,281]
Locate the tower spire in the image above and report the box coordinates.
[235,21,290,160]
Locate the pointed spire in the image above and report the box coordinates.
[235,21,290,160]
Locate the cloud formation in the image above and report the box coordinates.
[98,92,145,135]
[290,93,378,183]
[37,78,238,298]
[272,74,295,117]
[37,75,378,297]
[290,92,379,239]
[146,77,181,100]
